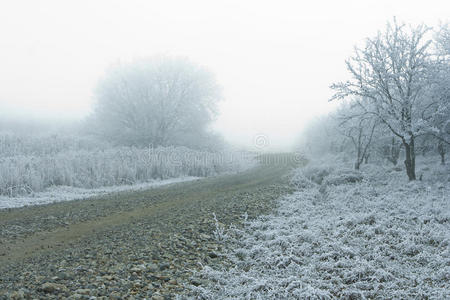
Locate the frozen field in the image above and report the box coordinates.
[191,157,450,299]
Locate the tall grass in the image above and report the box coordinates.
[0,134,254,196]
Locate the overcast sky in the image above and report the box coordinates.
[0,0,448,150]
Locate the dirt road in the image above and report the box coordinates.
[0,159,300,299]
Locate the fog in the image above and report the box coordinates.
[1,2,450,296]
[0,0,448,150]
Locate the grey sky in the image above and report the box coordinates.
[0,0,448,150]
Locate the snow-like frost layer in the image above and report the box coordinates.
[190,159,450,299]
[0,176,198,209]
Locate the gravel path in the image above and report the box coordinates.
[0,163,296,299]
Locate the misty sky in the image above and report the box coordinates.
[0,0,449,150]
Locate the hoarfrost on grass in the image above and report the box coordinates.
[189,157,450,299]
[0,134,257,208]
[0,176,198,209]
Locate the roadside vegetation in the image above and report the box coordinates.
[189,156,449,299]
[0,133,253,197]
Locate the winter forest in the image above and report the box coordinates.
[0,2,449,299]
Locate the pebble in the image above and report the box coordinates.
[74,288,91,295]
[159,263,170,271]
[9,290,25,300]
[40,282,68,293]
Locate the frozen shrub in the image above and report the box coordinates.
[290,169,317,189]
[322,169,363,186]
[430,164,450,182]
[391,165,403,172]
[301,165,334,184]
[298,160,363,188]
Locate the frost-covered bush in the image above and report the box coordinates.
[322,169,363,186]
[0,142,255,196]
[293,162,363,188]
[289,169,317,189]
[300,164,334,185]
[422,162,450,183]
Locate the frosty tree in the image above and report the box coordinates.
[436,23,450,55]
[426,23,450,164]
[93,56,222,147]
[296,114,347,157]
[336,103,378,170]
[331,20,434,180]
[376,134,402,166]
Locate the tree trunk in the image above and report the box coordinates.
[355,143,361,170]
[403,136,416,181]
[391,137,399,166]
[385,137,400,165]
[438,140,445,165]
[364,152,369,164]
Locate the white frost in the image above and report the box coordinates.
[190,157,450,299]
[0,176,198,209]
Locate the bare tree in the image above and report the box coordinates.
[430,23,450,164]
[436,22,450,55]
[337,103,377,170]
[423,79,450,164]
[381,136,402,166]
[415,23,450,165]
[296,114,348,157]
[331,19,433,180]
[92,56,222,147]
